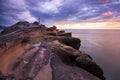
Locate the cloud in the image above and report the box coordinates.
[24,0,85,25]
[0,0,36,25]
[0,0,120,26]
[17,11,37,22]
[0,0,25,25]
[39,0,64,14]
[101,11,113,16]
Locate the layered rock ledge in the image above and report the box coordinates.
[0,21,105,80]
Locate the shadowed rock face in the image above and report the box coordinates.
[58,37,81,50]
[51,54,101,80]
[43,36,81,50]
[47,40,105,80]
[33,21,39,25]
[76,54,105,80]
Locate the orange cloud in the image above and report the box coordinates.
[101,11,113,16]
[55,18,120,29]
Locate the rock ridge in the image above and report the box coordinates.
[0,21,105,80]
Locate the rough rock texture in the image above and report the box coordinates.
[56,32,72,37]
[43,36,81,50]
[0,37,105,80]
[0,22,105,80]
[46,32,72,37]
[58,36,80,50]
[47,40,105,80]
[51,54,101,80]
[76,54,105,80]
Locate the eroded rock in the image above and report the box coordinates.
[47,40,105,80]
[0,22,106,80]
[43,36,81,50]
[51,54,101,80]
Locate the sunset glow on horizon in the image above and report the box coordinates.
[56,22,120,29]
[56,20,120,29]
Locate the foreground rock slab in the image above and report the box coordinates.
[51,54,101,80]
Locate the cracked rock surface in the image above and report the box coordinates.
[0,36,105,80]
[0,22,105,80]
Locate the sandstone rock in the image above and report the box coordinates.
[47,40,105,80]
[0,22,106,80]
[56,32,72,37]
[0,21,29,35]
[58,36,80,50]
[0,38,105,80]
[14,21,29,26]
[21,36,30,43]
[0,72,15,80]
[0,42,7,49]
[33,21,39,25]
[40,24,47,30]
[46,33,56,36]
[46,25,58,32]
[75,52,105,80]
[44,36,81,50]
[46,32,72,37]
[58,30,65,33]
[51,54,101,80]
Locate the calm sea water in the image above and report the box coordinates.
[64,29,120,80]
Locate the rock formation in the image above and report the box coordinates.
[0,21,105,80]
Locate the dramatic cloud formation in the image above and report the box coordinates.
[0,0,120,28]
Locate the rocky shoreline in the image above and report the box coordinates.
[0,21,105,80]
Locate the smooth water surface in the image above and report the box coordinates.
[65,29,120,80]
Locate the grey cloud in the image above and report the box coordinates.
[0,0,120,26]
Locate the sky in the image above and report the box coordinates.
[0,0,120,29]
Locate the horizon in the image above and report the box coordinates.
[56,21,120,29]
[0,0,120,29]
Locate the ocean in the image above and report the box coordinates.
[64,29,120,80]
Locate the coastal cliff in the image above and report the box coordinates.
[0,21,105,80]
